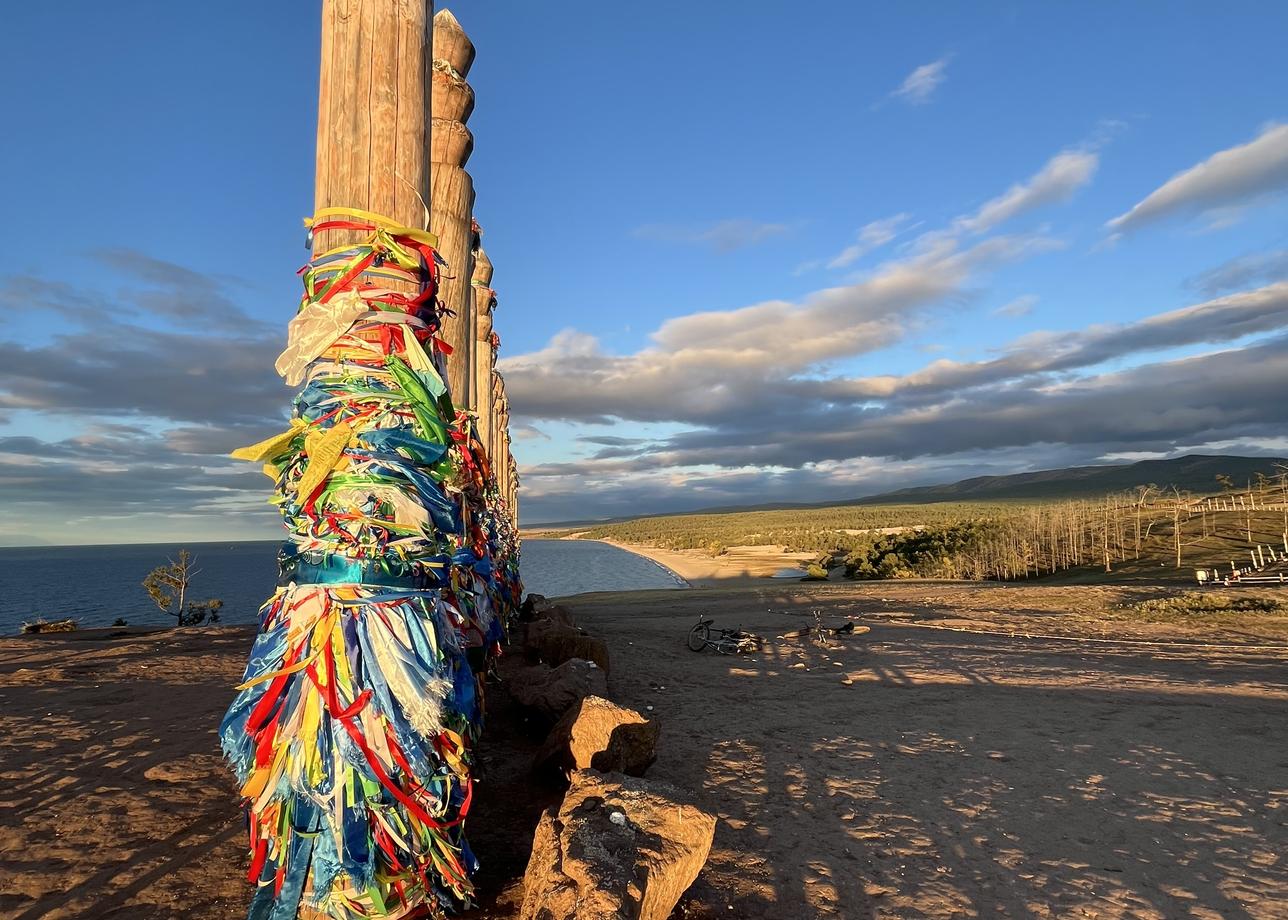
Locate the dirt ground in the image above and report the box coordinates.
[2,581,1287,919]
[571,583,1288,919]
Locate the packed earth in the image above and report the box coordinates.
[2,581,1286,919]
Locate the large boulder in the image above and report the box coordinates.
[520,593,550,621]
[510,658,608,725]
[533,696,658,780]
[525,620,610,674]
[519,772,717,920]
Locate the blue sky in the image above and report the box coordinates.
[3,2,1288,542]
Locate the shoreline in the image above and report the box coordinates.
[578,537,812,588]
[581,539,694,588]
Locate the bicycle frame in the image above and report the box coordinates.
[687,617,761,654]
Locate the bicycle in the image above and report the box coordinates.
[778,612,871,645]
[686,617,762,654]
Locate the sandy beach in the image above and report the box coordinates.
[593,538,815,587]
[3,581,1288,919]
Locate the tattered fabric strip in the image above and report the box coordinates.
[222,211,521,920]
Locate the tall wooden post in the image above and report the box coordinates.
[471,240,496,458]
[221,1,529,916]
[430,9,476,404]
[494,377,513,517]
[509,438,517,518]
[494,374,507,496]
[315,0,432,252]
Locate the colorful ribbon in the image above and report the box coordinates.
[221,211,520,920]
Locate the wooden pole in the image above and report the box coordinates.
[471,238,496,458]
[493,373,508,502]
[315,0,432,253]
[430,9,476,404]
[509,449,519,520]
[492,370,504,492]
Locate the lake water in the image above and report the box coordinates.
[0,539,686,635]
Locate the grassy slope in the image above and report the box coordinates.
[579,499,1288,585]
[576,501,1013,553]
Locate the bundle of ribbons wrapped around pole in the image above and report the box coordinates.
[219,3,520,918]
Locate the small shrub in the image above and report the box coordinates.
[1135,593,1284,617]
[183,599,223,625]
[22,618,79,634]
[802,563,829,581]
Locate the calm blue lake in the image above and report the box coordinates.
[0,539,685,634]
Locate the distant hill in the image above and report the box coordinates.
[525,454,1288,528]
[852,454,1287,505]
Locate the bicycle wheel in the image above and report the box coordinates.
[687,622,710,652]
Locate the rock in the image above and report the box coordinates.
[539,603,577,628]
[143,762,188,783]
[510,659,608,725]
[519,771,716,920]
[533,696,658,780]
[520,593,550,622]
[526,620,610,674]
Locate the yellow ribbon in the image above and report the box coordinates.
[230,418,307,463]
[306,207,438,248]
[295,420,356,499]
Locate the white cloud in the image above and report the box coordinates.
[827,214,912,269]
[822,282,1288,402]
[633,219,790,252]
[501,231,1060,429]
[1189,248,1288,296]
[502,128,1288,520]
[992,294,1039,317]
[502,143,1120,434]
[1108,123,1288,233]
[512,424,549,441]
[890,57,950,105]
[954,150,1099,235]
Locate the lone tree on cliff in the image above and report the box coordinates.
[143,549,223,626]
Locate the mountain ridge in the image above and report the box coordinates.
[526,454,1288,528]
[853,454,1287,504]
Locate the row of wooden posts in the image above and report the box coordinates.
[1194,493,1284,514]
[315,1,518,519]
[1241,536,1288,575]
[1200,535,1288,585]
